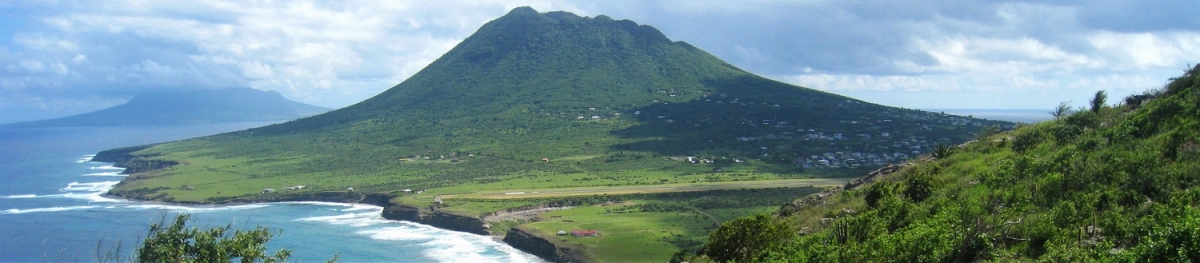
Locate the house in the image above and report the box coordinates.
[571,229,599,237]
[402,189,413,194]
[261,188,275,194]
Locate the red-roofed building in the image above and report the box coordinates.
[571,229,598,237]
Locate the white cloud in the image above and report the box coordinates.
[0,0,1195,121]
[17,60,44,72]
[1088,31,1200,70]
[239,60,273,79]
[72,54,87,64]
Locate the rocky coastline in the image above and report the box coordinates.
[93,148,573,262]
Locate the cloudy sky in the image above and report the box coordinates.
[2,0,1197,123]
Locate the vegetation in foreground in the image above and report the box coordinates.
[686,64,1200,262]
[89,213,308,263]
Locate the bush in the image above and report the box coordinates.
[704,214,794,263]
[135,214,293,263]
[903,169,934,203]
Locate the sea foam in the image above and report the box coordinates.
[125,203,272,212]
[75,154,96,163]
[61,181,120,192]
[89,165,124,170]
[83,172,126,177]
[0,205,99,214]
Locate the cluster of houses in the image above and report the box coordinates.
[798,151,912,169]
[261,185,306,194]
[674,129,947,169]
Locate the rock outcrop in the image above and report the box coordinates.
[381,202,491,235]
[503,226,584,263]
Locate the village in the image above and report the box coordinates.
[544,93,1013,170]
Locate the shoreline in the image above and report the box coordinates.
[101,191,571,262]
[93,150,572,263]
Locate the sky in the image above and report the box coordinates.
[1,0,1198,123]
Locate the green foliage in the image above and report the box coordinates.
[135,214,293,263]
[1126,204,1200,262]
[1052,101,1072,120]
[1090,90,1108,113]
[902,167,934,203]
[693,64,1200,262]
[704,214,794,263]
[932,143,954,159]
[863,182,891,209]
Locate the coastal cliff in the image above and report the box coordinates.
[381,202,492,235]
[503,227,585,263]
[96,148,563,261]
[91,145,178,173]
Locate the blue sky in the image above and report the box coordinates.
[1,0,1198,123]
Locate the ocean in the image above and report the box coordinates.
[927,109,1053,124]
[0,122,543,262]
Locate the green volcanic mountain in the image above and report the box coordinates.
[3,88,328,128]
[101,7,1007,203]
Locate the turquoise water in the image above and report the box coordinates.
[0,122,543,262]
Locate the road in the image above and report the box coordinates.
[445,178,849,200]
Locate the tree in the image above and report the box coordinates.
[704,214,795,263]
[135,214,292,263]
[1051,101,1072,120]
[1089,90,1107,113]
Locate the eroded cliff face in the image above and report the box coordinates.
[503,227,575,263]
[380,202,491,235]
[91,145,178,173]
[501,225,590,263]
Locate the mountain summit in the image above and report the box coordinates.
[104,7,1006,203]
[4,88,328,128]
[297,6,750,123]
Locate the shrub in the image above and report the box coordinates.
[704,214,794,263]
[135,214,293,263]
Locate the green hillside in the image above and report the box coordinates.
[691,65,1200,262]
[103,7,1006,204]
[2,88,328,128]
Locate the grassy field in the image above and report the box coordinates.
[506,186,823,262]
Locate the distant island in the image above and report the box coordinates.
[2,88,328,128]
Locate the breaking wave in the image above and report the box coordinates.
[0,206,99,214]
[293,205,546,263]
